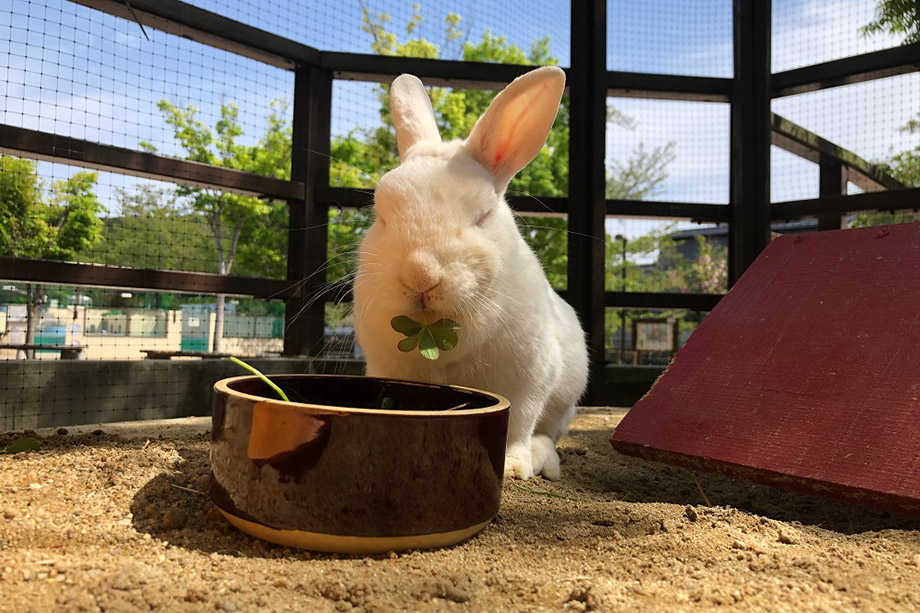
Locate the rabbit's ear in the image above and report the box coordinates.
[465,66,565,192]
[390,74,441,160]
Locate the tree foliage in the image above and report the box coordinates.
[88,186,212,271]
[328,6,685,295]
[0,158,103,260]
[0,156,103,352]
[862,0,920,43]
[142,100,291,278]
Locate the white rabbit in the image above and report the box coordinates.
[353,66,589,480]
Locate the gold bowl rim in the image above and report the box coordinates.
[214,373,511,417]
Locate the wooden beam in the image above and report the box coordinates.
[817,158,846,231]
[0,257,296,298]
[317,187,730,221]
[773,43,920,98]
[68,0,320,70]
[568,0,609,382]
[771,114,905,192]
[606,292,723,311]
[607,200,731,222]
[284,66,333,356]
[0,124,304,201]
[608,72,732,102]
[729,0,772,284]
[772,187,920,220]
[323,52,539,90]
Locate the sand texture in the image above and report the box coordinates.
[1,409,919,612]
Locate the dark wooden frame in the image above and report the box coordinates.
[1,0,917,404]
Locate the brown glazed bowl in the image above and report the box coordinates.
[210,374,510,554]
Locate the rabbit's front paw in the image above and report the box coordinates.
[531,434,561,480]
[504,444,534,480]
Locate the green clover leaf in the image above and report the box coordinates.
[397,331,423,352]
[419,327,439,360]
[391,315,424,336]
[391,316,461,360]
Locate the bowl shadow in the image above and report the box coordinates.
[129,444,307,559]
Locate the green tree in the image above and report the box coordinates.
[328,6,677,294]
[862,0,920,43]
[850,109,920,229]
[143,100,292,351]
[88,186,213,271]
[0,157,102,355]
[854,1,920,227]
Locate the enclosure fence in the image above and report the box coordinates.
[1,0,918,418]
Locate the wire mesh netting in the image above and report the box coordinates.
[605,219,728,295]
[1,0,918,428]
[771,73,920,203]
[772,0,914,73]
[185,0,572,66]
[606,98,731,204]
[0,157,291,276]
[0,282,295,429]
[2,0,295,163]
[607,0,733,77]
[605,307,710,364]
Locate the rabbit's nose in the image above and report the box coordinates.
[400,270,441,294]
[401,252,442,294]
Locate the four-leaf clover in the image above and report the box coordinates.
[391,316,461,360]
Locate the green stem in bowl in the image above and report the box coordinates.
[228,356,290,402]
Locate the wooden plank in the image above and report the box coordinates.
[0,257,297,299]
[770,114,904,192]
[772,186,920,220]
[773,43,920,98]
[568,0,608,394]
[605,292,723,311]
[611,222,920,516]
[68,0,320,70]
[729,0,772,284]
[284,66,332,356]
[0,125,304,201]
[608,72,732,102]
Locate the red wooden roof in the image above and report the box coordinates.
[611,222,920,516]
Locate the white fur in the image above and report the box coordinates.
[353,66,588,480]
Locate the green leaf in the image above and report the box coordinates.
[419,328,440,361]
[430,318,460,331]
[430,326,458,351]
[397,331,423,352]
[391,315,424,336]
[1,437,40,455]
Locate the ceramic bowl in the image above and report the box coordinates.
[210,374,510,554]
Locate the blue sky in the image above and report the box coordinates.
[0,0,915,245]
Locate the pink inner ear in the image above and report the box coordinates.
[485,82,550,175]
[492,148,505,170]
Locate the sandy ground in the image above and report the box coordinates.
[1,408,919,612]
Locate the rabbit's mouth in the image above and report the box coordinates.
[402,308,449,326]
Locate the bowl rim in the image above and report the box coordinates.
[214,373,511,416]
